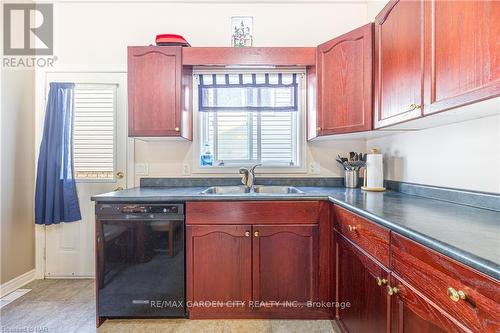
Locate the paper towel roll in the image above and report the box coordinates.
[366,152,384,189]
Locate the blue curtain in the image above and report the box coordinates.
[35,82,81,225]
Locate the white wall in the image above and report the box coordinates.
[1,69,36,284]
[50,1,369,183]
[367,114,500,194]
[53,1,367,64]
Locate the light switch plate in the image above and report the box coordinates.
[182,163,191,175]
[135,163,149,176]
[309,162,320,175]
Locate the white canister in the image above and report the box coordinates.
[362,148,385,191]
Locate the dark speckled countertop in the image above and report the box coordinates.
[92,186,500,280]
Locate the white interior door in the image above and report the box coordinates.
[43,72,129,277]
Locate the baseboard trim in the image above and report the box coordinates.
[0,269,36,298]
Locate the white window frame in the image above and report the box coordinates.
[72,83,117,183]
[192,67,307,174]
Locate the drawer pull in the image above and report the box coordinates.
[254,231,259,237]
[409,104,421,111]
[447,287,466,302]
[376,277,388,286]
[244,231,250,237]
[347,225,357,232]
[387,285,399,296]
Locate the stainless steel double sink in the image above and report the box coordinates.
[200,185,304,195]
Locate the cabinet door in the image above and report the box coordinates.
[389,275,469,333]
[252,225,318,309]
[186,225,252,315]
[337,235,390,333]
[423,0,500,115]
[128,46,182,137]
[374,0,424,128]
[316,23,373,136]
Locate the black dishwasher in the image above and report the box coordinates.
[95,203,186,318]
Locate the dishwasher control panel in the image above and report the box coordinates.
[96,203,184,219]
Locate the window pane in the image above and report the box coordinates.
[73,86,115,180]
[198,72,301,167]
[261,112,293,163]
[214,112,253,161]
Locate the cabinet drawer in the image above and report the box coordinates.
[334,206,390,266]
[186,201,320,225]
[391,233,500,333]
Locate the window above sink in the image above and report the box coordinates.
[192,69,307,174]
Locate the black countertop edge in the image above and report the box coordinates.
[327,197,500,281]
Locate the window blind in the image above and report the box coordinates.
[73,85,115,180]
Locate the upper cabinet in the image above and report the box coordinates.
[312,23,374,138]
[374,0,425,129]
[128,46,192,138]
[375,0,500,129]
[423,0,500,115]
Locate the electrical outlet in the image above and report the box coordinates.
[309,162,320,175]
[135,163,149,176]
[182,163,191,176]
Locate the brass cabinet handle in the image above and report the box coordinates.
[116,171,124,179]
[317,127,322,132]
[254,231,259,237]
[245,231,250,237]
[409,104,421,111]
[175,127,180,132]
[376,277,388,286]
[347,225,357,232]
[387,285,399,296]
[447,287,466,302]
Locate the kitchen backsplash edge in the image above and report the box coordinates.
[140,177,500,212]
[384,180,500,212]
[140,177,346,188]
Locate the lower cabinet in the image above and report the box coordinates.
[253,225,319,310]
[186,224,320,318]
[389,275,468,333]
[336,234,390,333]
[186,225,252,314]
[335,207,500,333]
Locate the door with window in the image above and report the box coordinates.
[43,72,129,277]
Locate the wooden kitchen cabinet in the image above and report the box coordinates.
[252,225,319,309]
[186,225,252,314]
[374,0,425,128]
[336,234,390,333]
[423,0,500,115]
[187,224,321,318]
[128,46,192,138]
[391,233,500,333]
[389,275,468,333]
[185,201,331,319]
[314,23,373,137]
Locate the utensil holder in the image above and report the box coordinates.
[344,170,360,188]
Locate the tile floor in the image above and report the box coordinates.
[0,279,339,333]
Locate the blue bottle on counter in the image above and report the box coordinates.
[200,144,213,166]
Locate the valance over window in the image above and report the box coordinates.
[198,73,298,112]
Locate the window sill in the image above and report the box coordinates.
[191,166,308,175]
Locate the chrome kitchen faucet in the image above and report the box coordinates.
[239,164,262,189]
